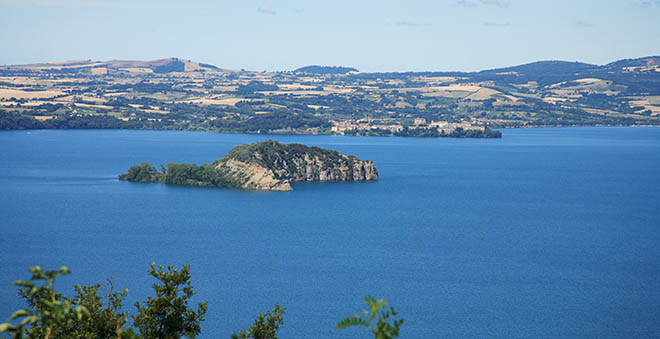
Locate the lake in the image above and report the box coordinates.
[1,127,659,338]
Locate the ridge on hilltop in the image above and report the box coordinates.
[10,57,224,74]
[294,65,359,74]
[119,140,378,191]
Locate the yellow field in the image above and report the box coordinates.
[0,77,42,86]
[91,67,108,75]
[542,97,568,104]
[645,96,660,105]
[466,88,501,100]
[72,103,114,110]
[0,89,64,99]
[176,97,248,106]
[629,99,660,115]
[103,92,130,97]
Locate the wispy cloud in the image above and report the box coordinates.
[576,20,594,28]
[480,0,508,8]
[456,0,479,7]
[457,0,508,8]
[257,4,276,15]
[396,21,431,27]
[484,21,510,27]
[639,0,660,7]
[0,0,139,9]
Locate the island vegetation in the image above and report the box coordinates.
[119,162,242,189]
[2,56,657,138]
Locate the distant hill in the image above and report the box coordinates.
[477,56,660,76]
[295,65,359,74]
[455,56,660,87]
[604,56,660,69]
[479,60,599,76]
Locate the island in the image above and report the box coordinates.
[119,140,378,191]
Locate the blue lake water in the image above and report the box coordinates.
[1,127,659,338]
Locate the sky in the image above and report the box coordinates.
[1,0,659,72]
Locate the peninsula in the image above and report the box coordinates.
[119,140,378,191]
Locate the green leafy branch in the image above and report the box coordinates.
[0,266,89,339]
[335,296,404,339]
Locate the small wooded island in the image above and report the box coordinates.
[119,140,378,191]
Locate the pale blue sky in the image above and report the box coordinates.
[1,0,659,72]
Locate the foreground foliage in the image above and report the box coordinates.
[1,264,207,339]
[134,263,208,339]
[2,265,402,338]
[335,296,404,339]
[71,281,131,338]
[0,266,89,339]
[232,304,285,339]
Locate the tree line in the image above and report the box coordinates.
[0,112,171,131]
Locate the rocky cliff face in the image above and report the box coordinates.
[213,140,378,191]
[218,158,294,191]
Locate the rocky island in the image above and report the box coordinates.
[119,140,378,191]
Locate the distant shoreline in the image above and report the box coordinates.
[2,56,658,140]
